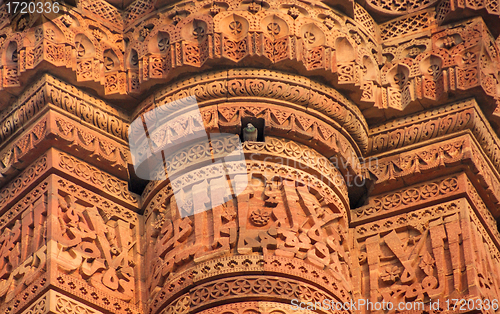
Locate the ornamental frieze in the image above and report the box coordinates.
[1,0,500,127]
[2,1,500,314]
[351,198,500,308]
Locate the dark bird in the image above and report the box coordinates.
[243,123,258,142]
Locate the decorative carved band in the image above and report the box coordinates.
[0,111,129,187]
[19,290,106,314]
[365,133,500,216]
[367,135,469,183]
[0,116,48,183]
[242,138,347,193]
[157,275,343,314]
[133,102,362,188]
[56,176,139,226]
[365,0,439,16]
[143,158,348,219]
[56,150,139,208]
[144,135,348,207]
[0,153,47,215]
[354,174,462,223]
[149,255,350,314]
[355,198,463,239]
[0,74,129,146]
[379,9,435,40]
[0,148,139,216]
[368,98,500,176]
[135,68,368,153]
[20,293,47,314]
[196,302,316,314]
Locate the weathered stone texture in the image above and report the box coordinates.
[2,0,500,314]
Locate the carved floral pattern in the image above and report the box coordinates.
[0,0,499,118]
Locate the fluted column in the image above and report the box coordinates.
[134,69,368,314]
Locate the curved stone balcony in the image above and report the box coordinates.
[132,79,360,313]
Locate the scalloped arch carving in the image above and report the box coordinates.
[261,14,290,38]
[75,33,95,58]
[0,0,498,121]
[221,14,249,40]
[300,23,325,47]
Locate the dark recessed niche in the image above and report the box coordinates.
[127,163,150,197]
[241,117,265,142]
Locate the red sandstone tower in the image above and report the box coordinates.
[1,0,500,313]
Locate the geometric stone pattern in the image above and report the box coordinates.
[21,290,105,314]
[144,169,351,313]
[2,0,500,126]
[352,197,500,309]
[2,0,500,314]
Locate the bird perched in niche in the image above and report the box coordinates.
[243,123,258,142]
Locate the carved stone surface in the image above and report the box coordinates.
[19,290,106,314]
[0,110,129,187]
[0,189,47,305]
[52,177,142,310]
[2,0,500,314]
[1,0,500,127]
[365,133,500,215]
[351,197,500,311]
[144,168,351,313]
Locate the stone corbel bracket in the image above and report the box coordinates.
[379,16,500,120]
[2,0,500,129]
